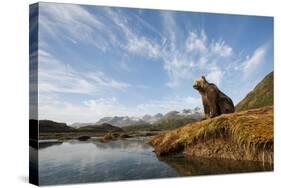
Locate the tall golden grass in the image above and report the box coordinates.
[149,106,273,163]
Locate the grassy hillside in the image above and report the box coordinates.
[149,106,273,163]
[236,72,273,112]
[122,123,152,132]
[39,120,124,140]
[77,123,123,132]
[152,116,200,130]
[39,120,75,133]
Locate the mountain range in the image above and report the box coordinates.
[70,107,203,128]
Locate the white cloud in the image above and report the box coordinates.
[40,5,164,58]
[39,96,133,124]
[157,12,235,88]
[126,36,161,58]
[210,40,233,57]
[38,50,130,95]
[164,55,195,88]
[241,46,266,76]
[161,11,177,52]
[103,7,162,59]
[84,97,129,116]
[206,67,225,86]
[186,31,207,53]
[162,29,232,87]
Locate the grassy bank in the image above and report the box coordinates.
[149,106,273,163]
[236,72,273,111]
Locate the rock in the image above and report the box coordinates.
[103,132,120,141]
[120,133,131,138]
[77,136,91,141]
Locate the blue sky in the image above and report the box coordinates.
[33,3,273,124]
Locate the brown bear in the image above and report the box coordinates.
[193,76,235,119]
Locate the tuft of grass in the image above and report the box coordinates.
[149,106,273,162]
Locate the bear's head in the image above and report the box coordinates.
[193,76,208,91]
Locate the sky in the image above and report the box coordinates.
[30,2,274,124]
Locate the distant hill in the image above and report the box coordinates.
[39,120,75,133]
[77,123,123,133]
[236,71,273,112]
[71,122,96,128]
[141,113,164,124]
[123,108,203,132]
[161,108,203,120]
[94,116,148,127]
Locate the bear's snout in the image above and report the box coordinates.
[193,84,199,90]
[193,80,199,90]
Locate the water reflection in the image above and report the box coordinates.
[158,155,273,176]
[38,140,178,185]
[37,139,273,186]
[39,141,63,149]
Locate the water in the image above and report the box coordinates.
[34,139,273,185]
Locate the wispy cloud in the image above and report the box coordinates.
[210,40,233,57]
[39,3,113,51]
[162,28,232,87]
[241,46,267,77]
[40,4,164,58]
[38,50,130,95]
[186,30,207,53]
[102,7,162,59]
[153,12,234,87]
[126,36,161,58]
[206,66,225,86]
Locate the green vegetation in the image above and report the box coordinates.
[236,71,273,112]
[77,123,123,133]
[153,116,200,130]
[149,106,273,163]
[122,123,152,132]
[39,121,124,140]
[39,120,75,133]
[123,116,199,132]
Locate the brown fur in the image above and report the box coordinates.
[193,76,235,118]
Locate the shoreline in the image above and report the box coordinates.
[38,130,161,141]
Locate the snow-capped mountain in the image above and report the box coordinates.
[94,116,148,127]
[71,107,203,128]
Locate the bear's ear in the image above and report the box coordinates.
[201,76,206,82]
